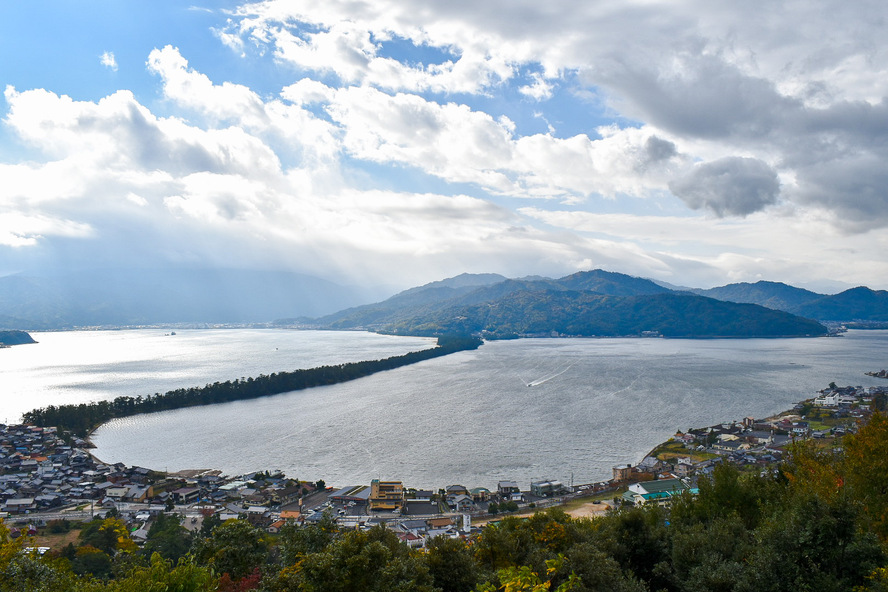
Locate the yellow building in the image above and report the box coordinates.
[369,479,404,511]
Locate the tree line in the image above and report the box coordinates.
[22,335,483,436]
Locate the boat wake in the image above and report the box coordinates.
[522,363,574,387]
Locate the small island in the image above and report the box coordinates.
[866,369,888,379]
[0,330,37,347]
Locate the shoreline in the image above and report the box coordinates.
[84,381,875,496]
[6,380,881,531]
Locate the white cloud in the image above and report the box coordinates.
[312,84,685,200]
[519,72,554,101]
[0,212,92,247]
[147,46,342,165]
[1,77,594,285]
[5,0,888,291]
[218,0,888,232]
[100,51,118,71]
[147,46,268,126]
[520,206,888,290]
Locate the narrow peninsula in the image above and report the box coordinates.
[23,334,482,436]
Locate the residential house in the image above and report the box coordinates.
[497,481,520,498]
[530,480,564,497]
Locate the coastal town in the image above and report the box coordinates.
[3,381,887,551]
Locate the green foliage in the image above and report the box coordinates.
[670,463,780,530]
[386,290,826,339]
[278,514,339,565]
[484,556,581,592]
[844,412,888,540]
[269,525,435,592]
[191,519,268,581]
[104,553,217,592]
[2,551,82,592]
[199,512,222,538]
[71,546,114,579]
[561,543,646,592]
[143,513,193,562]
[593,506,672,590]
[740,492,883,592]
[78,517,135,556]
[426,535,481,592]
[48,519,73,534]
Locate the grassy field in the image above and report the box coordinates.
[648,439,717,463]
[29,527,82,549]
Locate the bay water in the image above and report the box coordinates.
[0,329,434,425]
[5,328,888,490]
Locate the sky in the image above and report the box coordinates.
[2,1,888,293]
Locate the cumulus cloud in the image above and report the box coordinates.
[313,84,684,199]
[1,76,593,285]
[668,157,780,217]
[100,51,118,71]
[147,46,268,126]
[217,0,888,232]
[519,72,554,101]
[5,0,888,290]
[4,85,282,179]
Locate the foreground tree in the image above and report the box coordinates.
[268,525,435,592]
[191,519,268,582]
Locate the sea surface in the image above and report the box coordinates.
[0,329,435,425]
[5,329,888,490]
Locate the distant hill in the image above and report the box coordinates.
[4,266,880,331]
[692,281,888,322]
[304,273,509,329]
[0,330,36,346]
[0,269,373,330]
[311,270,828,338]
[792,287,888,322]
[555,269,672,296]
[691,281,823,312]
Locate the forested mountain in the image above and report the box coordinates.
[555,269,672,296]
[793,286,888,322]
[690,281,822,312]
[310,270,827,338]
[386,290,827,338]
[692,282,888,322]
[3,266,883,331]
[304,272,511,329]
[0,330,36,346]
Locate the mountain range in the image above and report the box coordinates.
[2,268,886,336]
[301,270,840,338]
[690,281,888,322]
